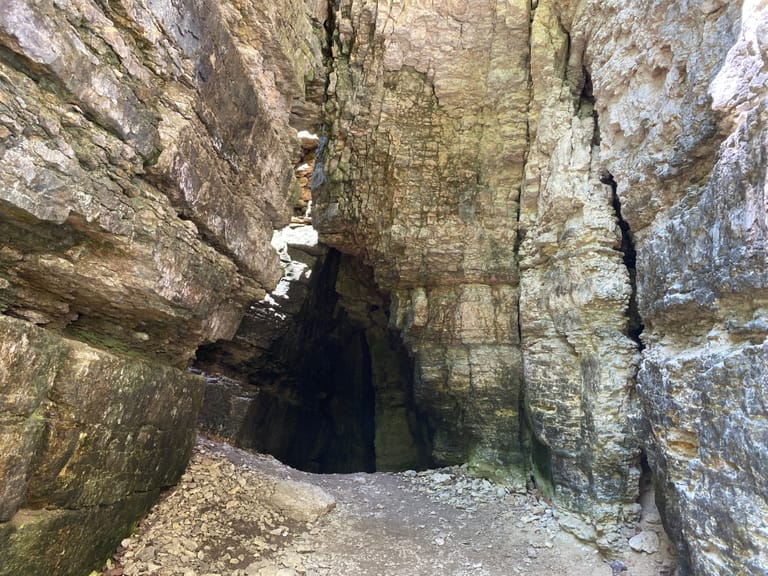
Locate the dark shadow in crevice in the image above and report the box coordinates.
[601,172,645,349]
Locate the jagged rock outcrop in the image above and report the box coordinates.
[578,1,768,573]
[0,0,325,573]
[519,0,643,547]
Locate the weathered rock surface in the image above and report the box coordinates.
[315,0,768,573]
[519,0,642,536]
[0,0,325,361]
[1,0,767,574]
[0,0,326,572]
[315,0,529,477]
[0,315,203,576]
[578,1,767,574]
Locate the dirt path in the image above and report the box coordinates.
[99,437,676,576]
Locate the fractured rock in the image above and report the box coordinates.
[628,531,660,555]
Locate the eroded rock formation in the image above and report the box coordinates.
[0,0,766,574]
[315,0,529,479]
[315,0,767,573]
[0,0,325,574]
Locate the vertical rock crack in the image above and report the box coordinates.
[602,172,645,350]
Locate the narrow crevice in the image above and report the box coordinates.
[601,172,645,349]
[517,0,553,495]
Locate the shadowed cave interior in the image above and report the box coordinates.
[196,249,435,474]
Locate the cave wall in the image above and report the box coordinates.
[315,0,529,478]
[314,0,768,573]
[0,0,326,574]
[519,1,642,546]
[0,0,766,574]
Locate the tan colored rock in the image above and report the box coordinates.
[575,1,768,573]
[317,3,768,573]
[316,0,529,475]
[1,0,766,574]
[0,0,326,362]
[266,478,336,523]
[0,0,326,573]
[519,0,642,529]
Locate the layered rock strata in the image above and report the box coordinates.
[582,2,768,572]
[315,0,529,478]
[564,2,767,573]
[315,1,768,573]
[519,0,642,544]
[0,0,325,573]
[314,0,642,525]
[0,0,766,574]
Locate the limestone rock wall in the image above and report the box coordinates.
[0,0,325,573]
[1,0,766,574]
[575,1,768,573]
[315,0,530,477]
[519,0,642,545]
[0,315,203,576]
[0,0,325,359]
[316,0,768,572]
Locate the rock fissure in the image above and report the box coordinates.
[604,172,645,350]
[1,1,767,575]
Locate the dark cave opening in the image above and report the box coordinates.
[637,450,664,530]
[601,172,645,349]
[196,249,434,474]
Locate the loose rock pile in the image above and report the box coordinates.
[98,437,334,576]
[99,437,675,576]
[397,468,511,509]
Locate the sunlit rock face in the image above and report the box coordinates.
[0,0,325,573]
[315,0,530,479]
[573,2,767,574]
[519,0,643,543]
[315,0,768,572]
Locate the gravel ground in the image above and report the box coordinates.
[98,436,676,576]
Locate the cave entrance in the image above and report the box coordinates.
[194,129,436,473]
[196,249,434,474]
[236,250,378,473]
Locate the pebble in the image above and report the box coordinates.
[608,559,628,575]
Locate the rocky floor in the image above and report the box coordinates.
[97,437,676,576]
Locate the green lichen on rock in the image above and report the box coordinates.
[0,315,204,576]
[0,493,159,576]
